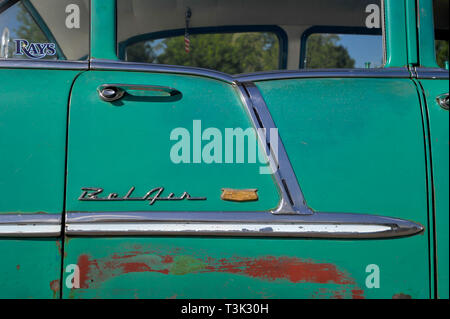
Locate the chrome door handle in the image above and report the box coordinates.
[436,93,449,110]
[98,84,181,102]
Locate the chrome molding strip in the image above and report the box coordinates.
[90,59,235,84]
[0,214,61,237]
[236,82,312,215]
[90,60,415,83]
[0,59,89,70]
[414,67,449,80]
[65,211,423,239]
[234,68,412,82]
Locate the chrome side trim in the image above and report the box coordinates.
[234,68,412,82]
[0,59,89,69]
[90,59,235,84]
[65,211,423,239]
[89,60,414,83]
[414,67,450,80]
[0,214,61,237]
[236,82,312,215]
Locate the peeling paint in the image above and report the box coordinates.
[56,241,62,256]
[393,293,412,299]
[74,250,364,298]
[50,279,60,299]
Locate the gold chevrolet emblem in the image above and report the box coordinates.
[221,188,258,202]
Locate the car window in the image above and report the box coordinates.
[124,30,284,74]
[117,0,384,74]
[433,0,449,69]
[0,0,89,61]
[301,31,383,69]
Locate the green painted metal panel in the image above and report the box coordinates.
[62,236,429,299]
[91,0,117,60]
[417,0,440,68]
[419,79,449,299]
[0,238,62,299]
[66,71,280,212]
[405,0,418,65]
[0,68,80,214]
[256,78,428,225]
[384,0,408,68]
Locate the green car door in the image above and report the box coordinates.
[63,69,430,299]
[0,0,89,298]
[60,0,442,299]
[415,0,449,298]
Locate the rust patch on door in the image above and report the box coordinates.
[74,249,364,298]
[50,279,60,299]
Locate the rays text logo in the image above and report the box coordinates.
[14,39,56,59]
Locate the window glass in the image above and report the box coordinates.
[433,0,449,69]
[125,32,281,74]
[303,32,383,69]
[0,0,89,61]
[117,0,384,74]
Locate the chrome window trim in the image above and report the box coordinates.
[65,211,423,239]
[90,60,414,83]
[0,58,414,79]
[235,68,411,82]
[0,214,61,237]
[0,59,89,69]
[414,67,450,79]
[90,59,235,84]
[236,82,312,215]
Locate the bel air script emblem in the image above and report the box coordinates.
[79,187,206,205]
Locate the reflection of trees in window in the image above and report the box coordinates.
[305,34,355,69]
[126,32,279,74]
[14,2,47,43]
[435,40,449,69]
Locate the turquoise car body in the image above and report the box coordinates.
[0,0,448,299]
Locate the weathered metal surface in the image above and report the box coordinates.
[0,68,80,215]
[256,78,428,227]
[0,239,62,299]
[62,236,429,299]
[417,78,449,299]
[65,71,280,213]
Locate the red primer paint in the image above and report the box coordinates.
[77,254,101,288]
[118,262,169,275]
[74,252,364,299]
[50,280,60,298]
[208,257,353,285]
[160,255,174,264]
[351,289,365,299]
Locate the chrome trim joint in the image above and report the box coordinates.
[90,59,236,84]
[0,214,61,237]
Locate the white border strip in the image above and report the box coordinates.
[67,222,392,237]
[0,224,61,237]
